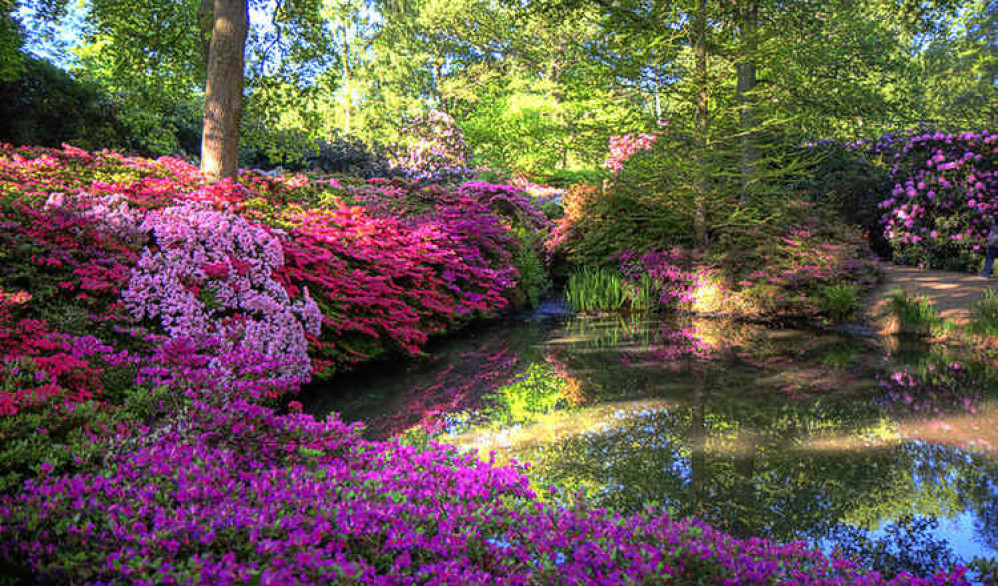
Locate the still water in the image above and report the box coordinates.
[304,308,998,578]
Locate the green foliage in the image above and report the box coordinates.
[818,283,862,323]
[508,228,550,309]
[565,267,654,314]
[0,57,127,149]
[967,289,998,338]
[0,10,24,83]
[799,144,893,255]
[240,126,390,175]
[543,168,605,188]
[886,289,941,337]
[0,401,112,495]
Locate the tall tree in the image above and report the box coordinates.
[200,0,249,180]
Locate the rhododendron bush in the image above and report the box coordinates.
[847,130,998,271]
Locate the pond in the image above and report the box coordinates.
[303,305,998,579]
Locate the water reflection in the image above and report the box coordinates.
[304,315,998,578]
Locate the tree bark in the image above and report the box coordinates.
[201,0,249,181]
[736,0,759,200]
[692,0,709,247]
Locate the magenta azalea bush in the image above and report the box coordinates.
[0,394,969,585]
[0,144,968,584]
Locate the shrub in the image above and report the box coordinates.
[508,228,550,309]
[798,142,892,256]
[0,397,969,585]
[542,168,606,188]
[0,57,129,151]
[858,129,998,271]
[240,128,391,177]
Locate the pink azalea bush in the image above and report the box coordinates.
[603,128,667,175]
[122,201,320,384]
[391,110,476,183]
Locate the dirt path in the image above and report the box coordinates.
[865,263,994,327]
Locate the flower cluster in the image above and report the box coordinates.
[0,315,111,415]
[122,202,320,385]
[603,127,667,174]
[457,181,553,232]
[616,248,705,308]
[544,182,600,260]
[392,110,476,183]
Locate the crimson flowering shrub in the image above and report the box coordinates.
[0,144,541,379]
[0,306,107,415]
[269,190,522,372]
[845,130,998,271]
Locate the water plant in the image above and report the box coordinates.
[818,283,863,322]
[565,266,656,313]
[886,289,941,337]
[565,267,627,313]
[967,289,998,338]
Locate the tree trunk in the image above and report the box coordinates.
[692,0,709,247]
[736,0,759,200]
[201,0,249,181]
[340,24,353,134]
